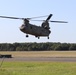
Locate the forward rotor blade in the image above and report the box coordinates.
[29,15,49,19]
[30,20,45,21]
[0,16,24,20]
[50,21,68,23]
[0,15,49,20]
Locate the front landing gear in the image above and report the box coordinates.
[26,34,29,38]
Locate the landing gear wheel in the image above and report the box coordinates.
[38,37,40,39]
[48,36,49,39]
[26,35,29,38]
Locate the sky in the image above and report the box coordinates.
[0,0,76,43]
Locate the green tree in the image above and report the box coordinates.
[69,44,76,50]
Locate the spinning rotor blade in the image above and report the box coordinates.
[30,20,68,23]
[0,16,24,20]
[28,15,49,20]
[0,15,68,23]
[46,14,53,21]
[0,15,49,20]
[50,21,68,23]
[30,20,45,21]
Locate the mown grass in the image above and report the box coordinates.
[0,62,76,75]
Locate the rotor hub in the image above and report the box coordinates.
[23,18,29,24]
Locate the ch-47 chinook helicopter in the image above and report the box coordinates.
[0,14,68,39]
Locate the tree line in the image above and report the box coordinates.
[0,42,76,51]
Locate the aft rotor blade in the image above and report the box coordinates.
[0,16,24,20]
[46,14,53,21]
[50,21,68,23]
[30,20,68,23]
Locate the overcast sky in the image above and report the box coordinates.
[0,0,76,43]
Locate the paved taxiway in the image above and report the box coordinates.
[0,57,76,62]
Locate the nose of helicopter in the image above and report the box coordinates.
[19,24,25,31]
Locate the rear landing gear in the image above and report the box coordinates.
[38,37,40,39]
[47,36,49,39]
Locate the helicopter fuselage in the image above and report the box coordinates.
[20,23,51,38]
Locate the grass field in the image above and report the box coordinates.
[0,51,76,57]
[0,51,76,75]
[0,62,76,75]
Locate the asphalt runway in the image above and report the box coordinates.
[0,57,76,62]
